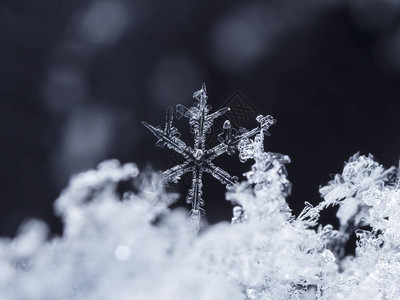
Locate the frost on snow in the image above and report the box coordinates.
[142,83,276,219]
[3,100,400,299]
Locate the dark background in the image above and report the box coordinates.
[2,0,400,237]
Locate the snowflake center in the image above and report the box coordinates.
[194,149,204,161]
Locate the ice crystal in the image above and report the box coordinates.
[312,154,400,299]
[225,132,336,299]
[229,132,292,221]
[142,83,276,218]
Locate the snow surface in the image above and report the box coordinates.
[1,130,400,299]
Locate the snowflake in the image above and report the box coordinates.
[142,83,276,218]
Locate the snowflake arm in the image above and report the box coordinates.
[190,84,212,151]
[205,114,276,161]
[204,162,238,186]
[187,168,205,217]
[163,160,194,183]
[231,114,276,144]
[141,110,192,159]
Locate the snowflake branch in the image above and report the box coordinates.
[204,162,238,186]
[187,168,205,216]
[141,121,192,159]
[163,160,195,183]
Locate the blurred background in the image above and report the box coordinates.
[2,0,400,238]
